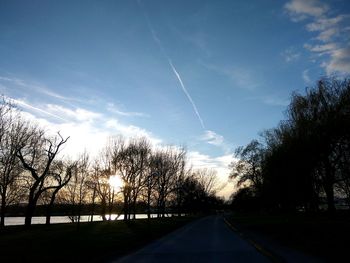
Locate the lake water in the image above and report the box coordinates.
[4,213,171,226]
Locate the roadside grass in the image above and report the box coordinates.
[0,216,195,263]
[226,212,350,262]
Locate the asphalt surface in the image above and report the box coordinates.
[112,215,271,263]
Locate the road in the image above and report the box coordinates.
[112,215,271,263]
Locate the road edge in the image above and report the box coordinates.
[223,217,285,263]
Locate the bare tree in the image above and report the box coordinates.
[0,98,26,227]
[193,168,218,196]
[63,151,90,224]
[16,130,69,227]
[97,141,117,221]
[86,160,99,222]
[152,147,186,217]
[45,160,75,225]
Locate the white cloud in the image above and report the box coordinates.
[316,27,339,42]
[302,69,312,84]
[11,98,69,122]
[285,1,350,75]
[304,43,337,53]
[24,102,234,198]
[306,15,350,42]
[46,104,102,123]
[284,0,329,21]
[325,47,350,75]
[200,130,233,154]
[105,119,162,146]
[10,98,161,158]
[306,15,345,31]
[201,130,224,146]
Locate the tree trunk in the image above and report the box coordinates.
[325,184,336,214]
[133,196,137,220]
[25,201,36,227]
[0,191,6,227]
[147,191,151,219]
[90,187,96,222]
[123,192,128,221]
[324,159,336,214]
[46,205,52,225]
[46,191,58,225]
[101,198,107,221]
[25,188,40,227]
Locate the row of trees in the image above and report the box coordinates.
[0,97,221,227]
[230,77,350,214]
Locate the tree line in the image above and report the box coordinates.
[0,97,221,227]
[230,77,350,214]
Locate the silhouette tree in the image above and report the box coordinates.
[45,160,75,225]
[229,140,264,194]
[16,130,69,226]
[231,77,350,214]
[0,98,27,227]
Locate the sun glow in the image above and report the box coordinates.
[109,175,123,190]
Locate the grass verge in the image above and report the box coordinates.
[226,212,350,262]
[0,216,195,263]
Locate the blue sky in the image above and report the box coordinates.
[1,0,349,197]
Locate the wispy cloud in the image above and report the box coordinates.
[137,0,205,129]
[324,47,350,74]
[302,69,312,84]
[9,95,234,197]
[11,98,69,122]
[282,47,301,62]
[284,0,350,75]
[7,95,162,158]
[284,0,329,21]
[0,76,79,102]
[200,130,232,154]
[45,104,102,123]
[201,130,224,146]
[106,103,149,118]
[304,42,337,53]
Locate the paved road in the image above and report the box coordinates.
[113,215,271,263]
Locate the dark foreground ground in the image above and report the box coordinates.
[114,215,270,263]
[226,212,350,262]
[0,216,194,263]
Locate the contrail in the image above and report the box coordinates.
[137,0,205,129]
[12,98,69,122]
[168,60,205,129]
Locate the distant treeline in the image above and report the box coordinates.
[230,77,350,214]
[0,96,223,227]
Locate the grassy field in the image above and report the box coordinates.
[0,216,195,263]
[226,212,350,262]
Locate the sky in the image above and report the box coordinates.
[0,0,349,198]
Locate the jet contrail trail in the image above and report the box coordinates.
[137,0,205,129]
[168,60,205,129]
[12,98,69,122]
